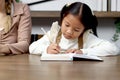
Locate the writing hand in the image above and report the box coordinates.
[47,43,60,54]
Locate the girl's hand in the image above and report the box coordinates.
[47,43,60,54]
[66,49,83,54]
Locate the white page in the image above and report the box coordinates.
[73,54,103,61]
[40,53,103,61]
[40,53,75,61]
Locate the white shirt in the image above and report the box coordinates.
[29,21,119,56]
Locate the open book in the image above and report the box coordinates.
[40,53,103,61]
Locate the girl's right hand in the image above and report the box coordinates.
[47,43,60,54]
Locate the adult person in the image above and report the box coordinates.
[0,0,31,55]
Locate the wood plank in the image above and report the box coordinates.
[94,11,120,18]
[31,11,60,17]
[31,11,120,18]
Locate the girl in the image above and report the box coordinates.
[29,2,119,56]
[0,0,31,55]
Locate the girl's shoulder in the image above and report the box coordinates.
[50,21,60,34]
[50,21,60,33]
[83,29,100,43]
[48,21,61,42]
[83,29,97,39]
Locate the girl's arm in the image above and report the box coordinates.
[29,31,51,55]
[29,21,60,55]
[82,35,119,56]
[82,42,119,56]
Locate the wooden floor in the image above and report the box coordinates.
[0,54,120,80]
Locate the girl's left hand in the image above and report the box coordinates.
[66,49,83,54]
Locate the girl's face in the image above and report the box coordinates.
[61,14,85,39]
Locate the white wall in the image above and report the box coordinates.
[31,17,59,35]
[21,0,98,11]
[31,17,116,41]
[97,18,115,41]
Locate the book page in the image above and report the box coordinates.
[73,54,103,61]
[40,53,103,61]
[40,53,75,61]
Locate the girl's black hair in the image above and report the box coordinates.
[60,2,98,36]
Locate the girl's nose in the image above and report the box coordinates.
[66,29,73,34]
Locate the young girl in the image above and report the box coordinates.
[29,2,119,56]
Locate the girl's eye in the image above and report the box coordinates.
[74,29,80,32]
[65,24,69,27]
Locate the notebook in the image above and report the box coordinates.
[40,53,103,61]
